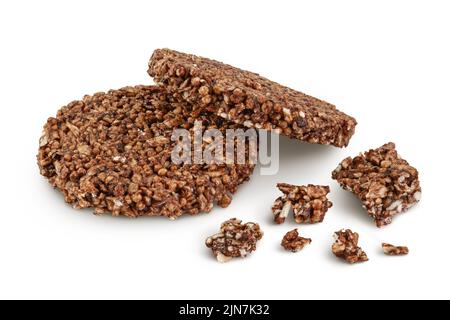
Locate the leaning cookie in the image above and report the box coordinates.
[148,48,357,148]
[37,86,255,219]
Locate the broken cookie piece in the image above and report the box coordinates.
[281,229,312,252]
[332,229,368,264]
[332,142,421,227]
[148,48,357,147]
[272,183,333,224]
[382,243,409,256]
[205,218,263,263]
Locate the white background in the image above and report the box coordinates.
[0,0,449,300]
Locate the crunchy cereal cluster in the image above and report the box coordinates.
[205,218,264,262]
[332,142,421,227]
[37,86,254,219]
[272,183,333,224]
[332,229,368,264]
[148,48,357,148]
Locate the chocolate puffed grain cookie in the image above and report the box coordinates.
[148,48,357,148]
[37,86,255,219]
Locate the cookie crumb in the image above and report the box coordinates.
[281,229,311,252]
[332,229,368,264]
[272,183,332,224]
[205,218,263,263]
[382,243,409,256]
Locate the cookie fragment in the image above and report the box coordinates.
[332,142,421,227]
[205,218,263,263]
[37,86,255,219]
[148,48,357,147]
[281,229,312,252]
[272,183,333,224]
[332,229,368,264]
[382,243,409,256]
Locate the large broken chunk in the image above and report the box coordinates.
[332,142,421,227]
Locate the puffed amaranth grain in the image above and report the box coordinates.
[37,86,255,219]
[148,48,357,148]
[332,142,421,227]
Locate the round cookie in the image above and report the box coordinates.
[38,86,255,219]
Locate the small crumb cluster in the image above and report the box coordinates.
[332,142,421,227]
[281,229,312,252]
[382,243,409,256]
[272,183,333,224]
[205,218,263,263]
[332,229,369,264]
